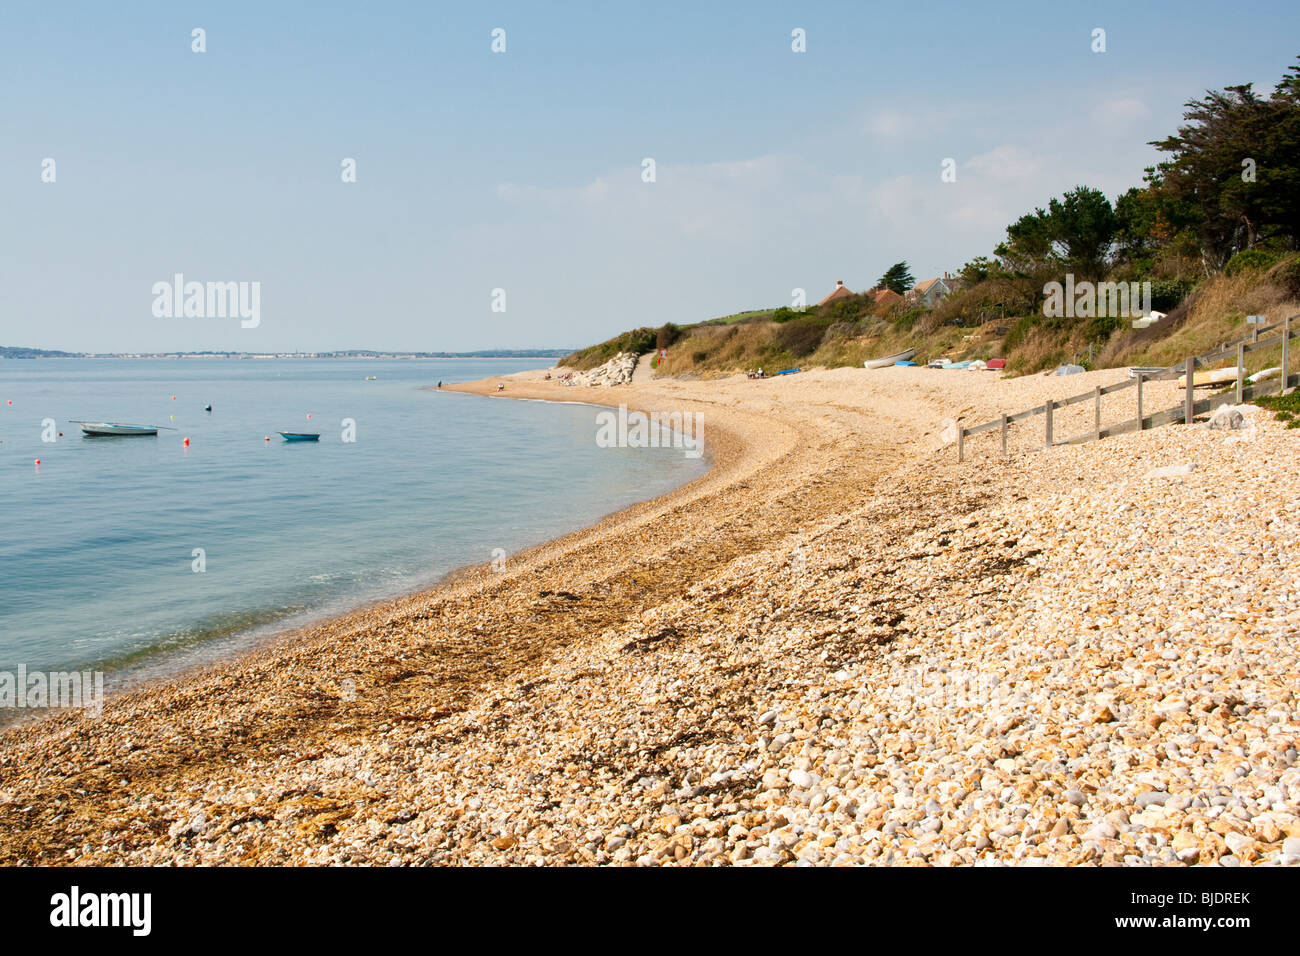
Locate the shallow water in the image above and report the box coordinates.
[0,359,706,699]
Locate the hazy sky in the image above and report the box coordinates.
[2,1,1297,353]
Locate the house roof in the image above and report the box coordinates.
[914,277,946,295]
[870,288,903,304]
[818,280,854,306]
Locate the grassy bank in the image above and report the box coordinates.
[561,256,1300,379]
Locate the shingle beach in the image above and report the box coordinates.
[2,366,1297,866]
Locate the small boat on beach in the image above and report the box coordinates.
[278,431,321,442]
[1180,367,1239,388]
[72,421,172,437]
[864,348,915,369]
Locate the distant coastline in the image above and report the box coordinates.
[0,347,573,360]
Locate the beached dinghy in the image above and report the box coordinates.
[864,347,915,369]
[1180,366,1240,388]
[278,431,321,441]
[72,421,171,436]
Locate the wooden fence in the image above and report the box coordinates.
[958,315,1298,462]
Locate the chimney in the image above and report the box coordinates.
[836,280,843,287]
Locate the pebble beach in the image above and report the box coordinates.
[2,364,1297,866]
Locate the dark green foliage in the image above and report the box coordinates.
[1084,314,1124,341]
[1002,186,1117,277]
[1149,57,1300,268]
[877,262,915,294]
[656,323,682,349]
[1148,278,1195,312]
[1225,249,1281,276]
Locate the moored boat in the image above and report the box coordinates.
[72,421,167,436]
[278,431,321,441]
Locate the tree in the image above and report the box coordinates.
[1047,186,1117,276]
[877,261,914,294]
[997,186,1116,277]
[957,256,997,285]
[1149,58,1300,272]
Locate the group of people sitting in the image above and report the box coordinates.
[746,368,766,379]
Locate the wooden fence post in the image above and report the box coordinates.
[1184,356,1195,425]
[1044,400,1054,449]
[1094,386,1102,441]
[958,426,964,463]
[1236,343,1245,404]
[1000,414,1008,456]
[1136,372,1144,432]
[1283,315,1292,396]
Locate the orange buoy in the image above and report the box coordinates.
[34,459,40,465]
[183,437,190,447]
[264,436,270,441]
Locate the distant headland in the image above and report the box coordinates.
[0,347,573,360]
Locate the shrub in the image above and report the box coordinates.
[1085,314,1124,341]
[656,323,682,349]
[1224,249,1280,277]
[1148,278,1194,312]
[774,315,833,357]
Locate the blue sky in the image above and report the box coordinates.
[2,0,1297,352]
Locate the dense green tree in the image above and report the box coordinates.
[998,186,1116,276]
[1150,57,1300,272]
[877,261,915,294]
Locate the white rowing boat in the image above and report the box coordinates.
[864,347,915,370]
[71,421,173,436]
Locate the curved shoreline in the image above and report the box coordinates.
[0,371,805,863]
[5,364,1295,866]
[0,381,731,732]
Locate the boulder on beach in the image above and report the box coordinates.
[574,351,639,386]
[1207,405,1246,430]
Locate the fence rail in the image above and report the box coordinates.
[957,314,1297,462]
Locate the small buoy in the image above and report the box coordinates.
[34,459,40,465]
[204,405,212,412]
[306,413,312,419]
[6,400,12,405]
[264,436,270,442]
[171,395,176,400]
[183,437,190,447]
[170,415,175,420]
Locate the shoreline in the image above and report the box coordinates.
[0,372,712,733]
[3,365,1297,866]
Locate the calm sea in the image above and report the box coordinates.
[0,359,706,702]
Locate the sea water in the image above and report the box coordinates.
[0,359,706,706]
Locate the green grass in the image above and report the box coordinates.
[1253,389,1300,427]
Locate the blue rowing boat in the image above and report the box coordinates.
[278,432,320,442]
